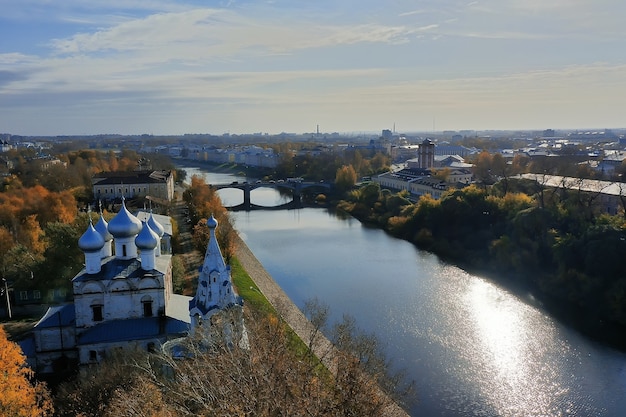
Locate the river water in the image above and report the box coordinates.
[183,166,626,417]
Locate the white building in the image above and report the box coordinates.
[189,215,243,338]
[92,170,175,202]
[22,201,241,374]
[374,168,450,200]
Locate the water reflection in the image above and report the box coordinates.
[465,279,555,415]
[180,166,626,417]
[452,277,604,416]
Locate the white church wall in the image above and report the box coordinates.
[35,326,76,352]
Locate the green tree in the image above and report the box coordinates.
[39,221,84,291]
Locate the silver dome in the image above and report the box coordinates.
[135,221,159,250]
[78,223,105,252]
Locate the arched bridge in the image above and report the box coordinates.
[211,179,332,211]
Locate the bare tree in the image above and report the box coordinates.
[55,305,412,417]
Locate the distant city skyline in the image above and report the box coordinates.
[1,0,625,136]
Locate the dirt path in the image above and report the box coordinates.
[171,187,203,294]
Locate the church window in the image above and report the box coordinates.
[122,245,127,257]
[92,305,103,322]
[143,300,153,317]
[89,350,97,361]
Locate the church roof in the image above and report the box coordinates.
[77,317,189,344]
[202,215,226,272]
[147,213,165,237]
[94,214,113,241]
[135,211,172,236]
[135,221,159,250]
[189,298,220,315]
[72,256,170,283]
[34,304,76,328]
[190,215,241,318]
[107,199,142,238]
[78,222,105,252]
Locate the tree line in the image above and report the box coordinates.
[0,147,176,296]
[1,145,411,416]
[338,176,626,347]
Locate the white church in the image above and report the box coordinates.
[21,199,242,374]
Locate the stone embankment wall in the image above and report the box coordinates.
[174,186,408,416]
[234,234,409,417]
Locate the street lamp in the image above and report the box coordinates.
[2,277,11,319]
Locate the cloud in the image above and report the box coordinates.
[398,9,428,17]
[50,9,227,54]
[0,70,29,87]
[1,1,625,134]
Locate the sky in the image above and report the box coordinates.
[1,0,625,136]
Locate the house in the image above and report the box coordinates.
[92,170,175,202]
[518,173,625,216]
[373,167,453,200]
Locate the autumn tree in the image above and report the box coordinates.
[472,150,496,186]
[55,305,410,417]
[0,326,53,417]
[184,175,237,262]
[432,167,451,182]
[335,165,357,193]
[19,215,46,256]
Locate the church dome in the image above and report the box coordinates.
[107,200,142,238]
[147,213,165,237]
[135,221,159,250]
[207,214,218,229]
[94,214,113,241]
[78,223,105,252]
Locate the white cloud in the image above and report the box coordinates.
[1,1,625,134]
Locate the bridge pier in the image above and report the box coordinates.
[215,180,332,211]
[243,184,251,210]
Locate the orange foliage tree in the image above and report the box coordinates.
[183,175,237,262]
[0,326,53,417]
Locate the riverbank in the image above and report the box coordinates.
[233,233,410,417]
[338,198,626,352]
[173,172,410,415]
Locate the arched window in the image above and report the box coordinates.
[142,299,153,317]
[92,305,103,322]
[142,295,154,317]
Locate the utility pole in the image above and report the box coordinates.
[2,277,11,319]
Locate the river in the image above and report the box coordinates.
[183,165,626,417]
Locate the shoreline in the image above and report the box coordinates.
[233,233,410,417]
